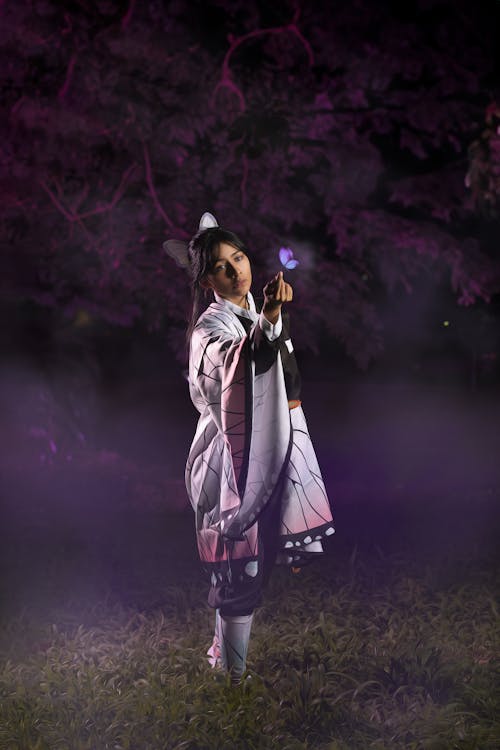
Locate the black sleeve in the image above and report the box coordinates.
[236,313,279,375]
[278,310,302,401]
[236,310,301,400]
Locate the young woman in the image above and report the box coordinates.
[165,213,334,683]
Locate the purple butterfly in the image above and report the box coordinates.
[279,247,299,270]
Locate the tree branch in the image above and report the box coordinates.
[142,143,175,230]
[39,181,74,221]
[212,19,315,112]
[39,163,138,223]
[58,53,77,100]
[78,163,138,219]
[240,154,248,208]
[121,0,136,31]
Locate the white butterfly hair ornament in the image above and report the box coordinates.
[198,211,219,229]
[163,212,219,269]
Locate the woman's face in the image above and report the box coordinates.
[202,242,252,307]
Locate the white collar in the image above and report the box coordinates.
[213,291,257,320]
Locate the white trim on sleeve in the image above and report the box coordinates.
[259,310,282,340]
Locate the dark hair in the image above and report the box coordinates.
[187,227,249,342]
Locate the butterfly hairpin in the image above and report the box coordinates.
[163,212,219,268]
[279,246,299,270]
[199,212,218,229]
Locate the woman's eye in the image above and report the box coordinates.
[213,255,243,272]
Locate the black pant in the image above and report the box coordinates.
[208,482,283,617]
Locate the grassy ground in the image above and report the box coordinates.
[0,506,499,750]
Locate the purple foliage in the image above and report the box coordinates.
[1,0,499,366]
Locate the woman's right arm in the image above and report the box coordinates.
[262,271,293,325]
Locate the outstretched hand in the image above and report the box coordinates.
[263,271,293,324]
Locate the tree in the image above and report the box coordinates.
[2,0,499,366]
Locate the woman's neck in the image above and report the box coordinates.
[214,291,255,313]
[222,293,248,309]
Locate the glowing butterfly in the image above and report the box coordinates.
[279,247,299,270]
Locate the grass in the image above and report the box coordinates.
[0,520,499,750]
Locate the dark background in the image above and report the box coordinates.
[1,0,499,594]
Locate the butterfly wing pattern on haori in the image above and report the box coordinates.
[185,295,334,605]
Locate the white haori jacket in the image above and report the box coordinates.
[186,292,334,571]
